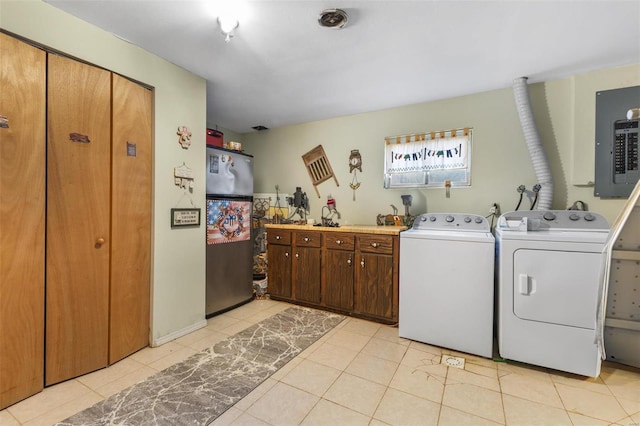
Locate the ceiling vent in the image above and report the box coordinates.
[252,125,269,131]
[318,9,348,29]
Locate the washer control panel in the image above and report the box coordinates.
[498,210,609,231]
[412,213,490,232]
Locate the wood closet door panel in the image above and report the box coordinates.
[109,74,152,364]
[46,54,111,385]
[0,33,46,409]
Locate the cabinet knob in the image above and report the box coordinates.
[285,252,289,257]
[347,258,352,265]
[361,259,365,267]
[276,235,281,240]
[371,242,379,248]
[295,253,299,258]
[336,239,343,245]
[95,237,105,248]
[304,237,310,242]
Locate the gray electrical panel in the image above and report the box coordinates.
[595,86,640,198]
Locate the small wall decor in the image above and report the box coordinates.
[349,149,362,201]
[177,125,192,149]
[301,144,339,198]
[174,162,194,191]
[171,208,201,228]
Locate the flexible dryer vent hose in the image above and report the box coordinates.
[512,77,553,210]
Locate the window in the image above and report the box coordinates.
[383,128,472,188]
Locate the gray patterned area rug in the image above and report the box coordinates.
[58,306,345,426]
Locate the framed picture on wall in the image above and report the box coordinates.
[171,208,201,228]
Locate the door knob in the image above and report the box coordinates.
[95,238,105,248]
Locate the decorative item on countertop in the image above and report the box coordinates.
[401,194,416,227]
[302,144,339,198]
[349,149,362,201]
[376,203,406,226]
[320,194,341,227]
[177,126,192,149]
[285,186,310,223]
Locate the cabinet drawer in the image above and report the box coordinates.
[267,230,291,245]
[358,234,394,255]
[324,232,355,250]
[295,231,321,248]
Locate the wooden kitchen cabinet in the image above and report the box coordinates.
[355,234,398,323]
[292,231,322,304]
[266,224,402,324]
[322,232,355,311]
[266,229,292,298]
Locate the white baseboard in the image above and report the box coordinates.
[151,319,208,347]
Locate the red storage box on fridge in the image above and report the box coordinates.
[206,128,223,147]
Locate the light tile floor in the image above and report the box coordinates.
[2,299,639,426]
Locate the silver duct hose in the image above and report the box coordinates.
[512,77,553,210]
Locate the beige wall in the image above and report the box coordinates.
[1,0,208,345]
[243,65,640,226]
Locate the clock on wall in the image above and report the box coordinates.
[349,149,362,173]
[349,149,362,201]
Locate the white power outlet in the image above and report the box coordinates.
[489,203,500,215]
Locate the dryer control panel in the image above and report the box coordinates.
[498,210,609,232]
[412,213,490,232]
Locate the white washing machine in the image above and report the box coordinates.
[495,210,610,377]
[399,213,495,358]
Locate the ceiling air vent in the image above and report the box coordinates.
[318,9,348,29]
[252,125,269,131]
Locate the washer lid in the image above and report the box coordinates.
[401,229,494,243]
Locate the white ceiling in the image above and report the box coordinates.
[45,0,640,133]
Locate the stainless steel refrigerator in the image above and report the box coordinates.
[205,146,254,317]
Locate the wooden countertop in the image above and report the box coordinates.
[265,223,407,235]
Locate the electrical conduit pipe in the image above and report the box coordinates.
[512,77,553,210]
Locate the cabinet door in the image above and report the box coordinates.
[356,253,394,319]
[268,244,292,298]
[0,33,46,409]
[46,54,111,385]
[109,74,152,364]
[294,247,321,304]
[324,249,354,310]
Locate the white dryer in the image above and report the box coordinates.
[399,213,495,358]
[495,210,610,377]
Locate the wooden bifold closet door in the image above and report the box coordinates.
[1,34,151,398]
[46,54,112,385]
[0,32,46,409]
[109,74,152,364]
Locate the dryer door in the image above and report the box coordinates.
[513,249,602,329]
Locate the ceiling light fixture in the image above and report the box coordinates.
[318,8,348,29]
[218,15,239,42]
